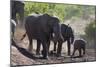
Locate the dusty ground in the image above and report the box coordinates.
[11,39,96,66]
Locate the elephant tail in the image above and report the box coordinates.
[21,32,26,41]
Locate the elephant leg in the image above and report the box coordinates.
[67,40,71,56]
[36,40,41,55]
[53,42,57,52]
[56,41,63,57]
[79,49,82,57]
[47,40,50,54]
[28,38,33,53]
[41,41,48,59]
[72,48,76,56]
[82,47,85,55]
[49,41,57,55]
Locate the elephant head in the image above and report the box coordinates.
[43,14,64,42]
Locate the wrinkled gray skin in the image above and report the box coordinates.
[21,14,63,59]
[36,24,74,56]
[72,39,86,57]
[11,1,24,25]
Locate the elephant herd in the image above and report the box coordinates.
[11,1,86,59]
[20,14,86,59]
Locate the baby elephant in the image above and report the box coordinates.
[72,39,86,57]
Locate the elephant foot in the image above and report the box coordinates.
[39,57,48,59]
[70,55,75,58]
[42,56,48,59]
[36,52,41,55]
[39,55,48,59]
[78,55,82,57]
[56,53,61,57]
[41,50,48,59]
[71,55,83,58]
[51,50,56,54]
[50,50,56,55]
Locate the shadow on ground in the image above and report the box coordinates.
[11,39,42,60]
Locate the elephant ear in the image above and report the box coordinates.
[40,14,53,28]
[39,14,50,24]
[38,14,53,32]
[48,16,60,27]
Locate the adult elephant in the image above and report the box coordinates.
[54,24,74,56]
[11,0,24,25]
[21,14,63,59]
[36,24,74,56]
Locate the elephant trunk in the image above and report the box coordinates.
[71,34,74,44]
[70,29,74,44]
[53,24,64,42]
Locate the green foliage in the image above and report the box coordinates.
[64,5,81,19]
[85,20,96,39]
[24,2,49,16]
[24,2,95,22]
